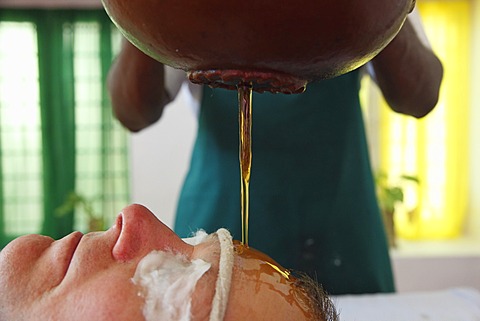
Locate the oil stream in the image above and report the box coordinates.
[238,84,252,246]
[236,84,317,320]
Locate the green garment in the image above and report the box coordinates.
[174,70,395,295]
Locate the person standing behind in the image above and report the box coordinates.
[107,10,443,295]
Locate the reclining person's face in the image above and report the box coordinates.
[0,204,333,321]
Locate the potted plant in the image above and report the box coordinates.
[375,171,419,248]
[56,192,105,232]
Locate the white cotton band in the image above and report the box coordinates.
[209,228,234,321]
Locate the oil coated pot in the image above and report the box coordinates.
[102,0,415,93]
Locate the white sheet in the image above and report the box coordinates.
[333,287,480,321]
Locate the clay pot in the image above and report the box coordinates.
[102,0,415,93]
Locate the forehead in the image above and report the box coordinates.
[226,242,314,320]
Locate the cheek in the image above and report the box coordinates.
[74,277,144,320]
[0,236,53,313]
[41,265,145,321]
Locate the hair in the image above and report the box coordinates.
[293,271,339,321]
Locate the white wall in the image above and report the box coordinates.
[129,85,197,228]
[392,237,480,292]
[393,255,480,292]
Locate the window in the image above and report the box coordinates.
[0,10,129,246]
[363,0,474,240]
[0,21,42,236]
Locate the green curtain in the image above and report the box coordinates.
[37,11,76,239]
[0,121,3,243]
[0,9,128,246]
[99,15,117,218]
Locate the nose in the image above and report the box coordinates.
[112,204,193,261]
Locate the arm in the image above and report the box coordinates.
[370,18,444,118]
[107,40,171,132]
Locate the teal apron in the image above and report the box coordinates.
[174,70,395,295]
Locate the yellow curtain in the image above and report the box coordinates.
[378,0,471,239]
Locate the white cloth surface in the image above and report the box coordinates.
[333,287,480,321]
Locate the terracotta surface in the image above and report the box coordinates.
[102,0,414,93]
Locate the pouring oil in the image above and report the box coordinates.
[232,241,315,319]
[238,84,252,246]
